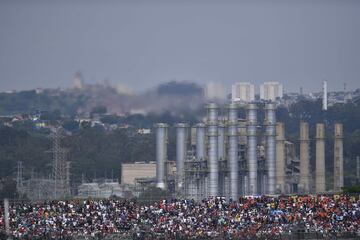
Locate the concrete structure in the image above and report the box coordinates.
[284,141,300,193]
[231,82,255,102]
[121,162,156,185]
[206,103,219,196]
[228,103,239,199]
[176,123,189,191]
[299,122,310,193]
[323,80,328,110]
[260,82,283,101]
[155,123,168,189]
[275,122,286,193]
[333,123,344,192]
[265,103,276,194]
[315,123,326,193]
[247,103,258,195]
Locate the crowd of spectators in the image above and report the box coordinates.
[1,195,360,239]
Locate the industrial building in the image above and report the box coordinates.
[155,102,345,199]
[121,162,156,185]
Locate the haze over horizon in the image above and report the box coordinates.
[0,0,359,93]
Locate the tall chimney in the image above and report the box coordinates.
[299,122,310,193]
[265,103,276,194]
[207,103,219,196]
[247,103,258,195]
[218,122,226,161]
[228,103,238,199]
[333,123,344,192]
[315,123,326,193]
[196,123,206,161]
[276,122,286,193]
[175,123,188,191]
[322,80,328,111]
[155,123,168,189]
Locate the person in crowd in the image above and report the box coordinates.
[1,195,359,239]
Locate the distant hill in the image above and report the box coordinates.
[0,81,205,116]
[157,81,203,96]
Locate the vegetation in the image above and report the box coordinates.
[1,92,360,197]
[343,185,360,193]
[136,186,170,204]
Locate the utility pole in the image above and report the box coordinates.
[357,156,360,184]
[4,199,10,239]
[16,161,23,191]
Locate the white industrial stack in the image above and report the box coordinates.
[175,123,188,191]
[322,80,328,111]
[265,103,276,194]
[228,103,239,199]
[155,123,168,190]
[206,103,219,197]
[247,103,258,195]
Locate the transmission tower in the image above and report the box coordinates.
[51,127,70,199]
[16,161,23,191]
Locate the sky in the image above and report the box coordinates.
[0,0,359,93]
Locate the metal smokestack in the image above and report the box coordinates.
[155,123,168,189]
[206,103,219,197]
[275,122,285,193]
[333,123,344,192]
[176,123,188,191]
[315,123,326,193]
[196,123,206,161]
[299,122,310,193]
[247,103,258,195]
[228,103,239,199]
[265,103,276,194]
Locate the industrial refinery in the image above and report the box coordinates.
[155,102,344,199]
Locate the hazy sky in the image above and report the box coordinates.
[0,0,359,93]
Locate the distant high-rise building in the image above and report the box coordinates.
[205,82,226,100]
[260,82,283,101]
[73,72,84,89]
[322,80,328,111]
[231,82,255,102]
